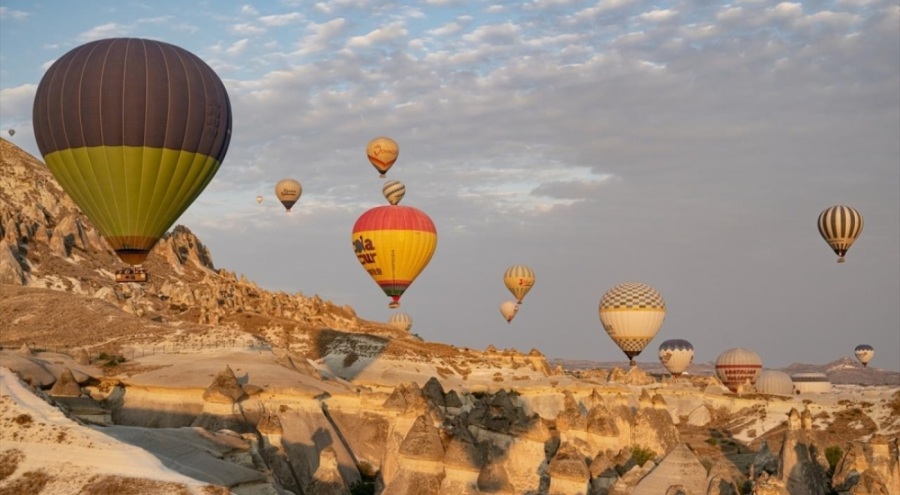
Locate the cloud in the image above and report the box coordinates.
[226,38,251,56]
[0,6,29,20]
[77,23,132,42]
[231,23,266,36]
[346,21,408,48]
[258,12,304,27]
[295,18,348,55]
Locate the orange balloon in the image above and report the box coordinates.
[352,205,437,308]
[366,137,399,177]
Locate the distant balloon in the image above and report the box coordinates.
[818,205,863,263]
[256,195,263,204]
[366,136,399,177]
[32,38,231,267]
[504,265,535,304]
[389,312,413,332]
[854,344,874,367]
[500,301,519,323]
[352,205,437,308]
[7,129,14,137]
[383,180,406,205]
[658,339,693,377]
[275,179,302,212]
[598,282,666,367]
[714,348,762,393]
[754,369,794,396]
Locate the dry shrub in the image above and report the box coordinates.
[79,475,192,495]
[0,449,24,481]
[343,352,359,367]
[199,485,231,495]
[12,414,32,426]
[0,470,51,495]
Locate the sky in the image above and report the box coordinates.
[1,0,898,371]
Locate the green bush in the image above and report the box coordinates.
[630,445,655,466]
[825,445,843,472]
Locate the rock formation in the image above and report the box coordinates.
[48,367,82,397]
[631,443,706,495]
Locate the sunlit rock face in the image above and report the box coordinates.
[778,408,830,495]
[631,444,706,495]
[832,436,900,495]
[2,137,900,495]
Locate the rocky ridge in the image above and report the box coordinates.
[2,136,899,495]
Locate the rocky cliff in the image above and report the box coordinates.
[1,136,898,495]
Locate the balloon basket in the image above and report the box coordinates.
[115,267,148,283]
[837,258,845,263]
[388,302,400,309]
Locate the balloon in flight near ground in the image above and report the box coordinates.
[714,347,762,393]
[389,312,413,332]
[658,339,694,377]
[275,179,302,212]
[366,136,399,177]
[32,38,232,267]
[352,205,437,308]
[854,344,874,367]
[500,301,519,323]
[256,195,263,204]
[818,205,863,263]
[382,180,406,205]
[598,282,666,367]
[504,265,535,304]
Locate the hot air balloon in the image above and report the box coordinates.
[32,38,231,280]
[714,348,762,393]
[658,339,693,378]
[389,312,413,332]
[352,205,437,308]
[598,282,666,367]
[754,369,794,396]
[366,136,399,177]
[500,301,519,323]
[504,265,535,304]
[818,205,863,263]
[7,129,14,137]
[275,179,302,212]
[854,344,874,367]
[256,195,263,204]
[383,180,406,205]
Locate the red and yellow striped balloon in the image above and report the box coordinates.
[352,205,437,308]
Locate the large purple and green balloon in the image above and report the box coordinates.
[33,38,232,266]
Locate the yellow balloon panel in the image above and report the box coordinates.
[353,229,437,298]
[599,309,666,340]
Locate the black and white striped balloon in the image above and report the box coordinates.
[382,180,406,205]
[817,205,863,263]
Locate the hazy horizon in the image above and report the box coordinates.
[1,0,898,371]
